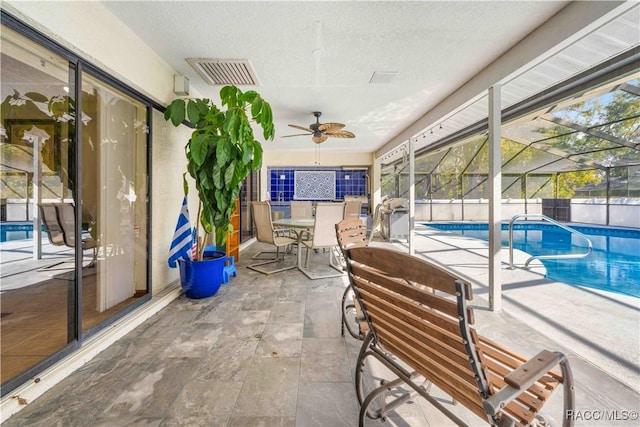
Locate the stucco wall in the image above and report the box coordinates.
[151,111,199,293]
[3,1,189,106]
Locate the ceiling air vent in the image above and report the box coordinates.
[186,58,259,86]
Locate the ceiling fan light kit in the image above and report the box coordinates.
[283,111,355,144]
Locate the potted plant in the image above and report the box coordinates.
[165,85,274,297]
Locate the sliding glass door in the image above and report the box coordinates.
[0,19,150,393]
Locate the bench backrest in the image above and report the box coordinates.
[335,217,368,253]
[344,246,489,420]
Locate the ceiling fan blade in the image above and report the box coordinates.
[288,124,313,132]
[281,133,312,138]
[326,130,355,138]
[318,122,345,132]
[312,134,329,144]
[280,133,309,138]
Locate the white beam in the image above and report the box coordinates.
[488,85,502,312]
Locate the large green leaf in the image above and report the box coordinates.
[182,173,189,196]
[241,139,254,164]
[189,133,209,166]
[251,141,263,170]
[212,165,222,189]
[240,90,258,103]
[251,97,263,118]
[224,111,238,144]
[216,137,231,167]
[186,100,201,124]
[220,85,238,108]
[167,99,185,126]
[198,168,211,190]
[261,103,272,127]
[200,206,213,234]
[224,163,235,187]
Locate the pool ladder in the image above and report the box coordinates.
[508,213,593,269]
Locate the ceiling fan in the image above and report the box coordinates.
[283,111,355,144]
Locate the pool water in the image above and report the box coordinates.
[0,222,43,243]
[422,222,640,298]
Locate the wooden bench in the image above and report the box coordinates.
[344,246,575,427]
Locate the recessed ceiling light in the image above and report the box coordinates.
[369,71,398,84]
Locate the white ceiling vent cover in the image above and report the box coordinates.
[186,58,259,86]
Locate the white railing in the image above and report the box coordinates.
[508,213,593,269]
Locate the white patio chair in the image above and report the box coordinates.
[290,200,313,219]
[297,202,345,280]
[248,201,297,274]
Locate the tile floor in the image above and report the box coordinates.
[3,239,639,426]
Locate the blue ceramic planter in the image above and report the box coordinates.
[178,251,226,298]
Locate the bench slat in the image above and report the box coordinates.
[351,263,474,322]
[348,246,473,299]
[379,338,488,421]
[365,307,476,384]
[362,298,469,363]
[355,277,463,336]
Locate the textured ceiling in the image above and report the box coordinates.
[100,1,572,154]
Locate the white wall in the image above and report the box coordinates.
[415,199,542,222]
[151,110,197,293]
[3,1,192,106]
[572,198,640,228]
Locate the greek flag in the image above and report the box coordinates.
[168,197,193,268]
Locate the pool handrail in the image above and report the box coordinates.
[508,213,593,269]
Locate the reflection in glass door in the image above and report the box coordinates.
[80,73,148,331]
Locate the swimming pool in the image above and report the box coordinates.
[0,222,46,243]
[422,222,640,298]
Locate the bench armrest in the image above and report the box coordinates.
[483,350,561,416]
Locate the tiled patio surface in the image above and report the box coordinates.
[3,235,639,426]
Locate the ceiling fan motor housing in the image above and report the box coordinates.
[284,110,354,144]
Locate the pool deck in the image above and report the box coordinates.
[404,227,640,395]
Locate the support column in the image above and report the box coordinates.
[488,85,502,312]
[24,128,47,260]
[408,139,415,255]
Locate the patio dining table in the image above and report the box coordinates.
[272,217,315,230]
[272,217,315,271]
[272,217,315,245]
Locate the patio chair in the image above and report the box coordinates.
[55,203,99,266]
[343,199,362,219]
[248,201,297,274]
[290,200,313,219]
[39,203,98,266]
[335,217,369,339]
[38,203,66,247]
[344,246,575,427]
[297,202,345,279]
